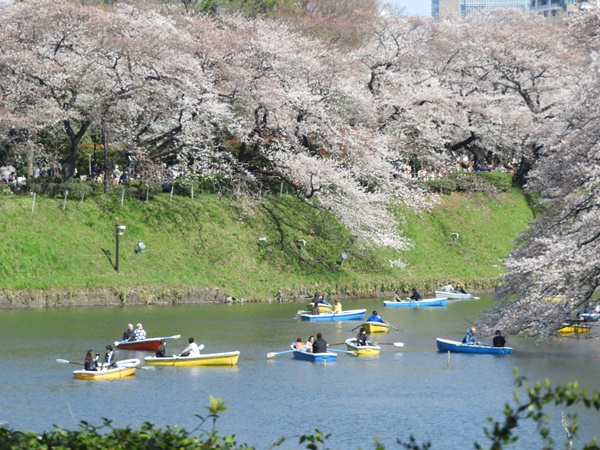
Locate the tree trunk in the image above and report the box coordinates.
[62,119,90,183]
[102,127,110,195]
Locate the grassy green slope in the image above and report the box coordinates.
[0,188,533,300]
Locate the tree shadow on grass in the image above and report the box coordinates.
[101,248,115,270]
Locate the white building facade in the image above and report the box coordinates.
[431,0,588,17]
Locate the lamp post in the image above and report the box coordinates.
[115,224,126,272]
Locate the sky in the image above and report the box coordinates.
[386,0,431,16]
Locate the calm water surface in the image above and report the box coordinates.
[1,296,599,449]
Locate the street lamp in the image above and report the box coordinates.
[115,224,126,272]
[135,242,146,255]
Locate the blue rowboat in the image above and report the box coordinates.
[292,349,337,362]
[300,309,366,322]
[581,313,599,322]
[436,338,513,355]
[384,298,447,308]
[435,291,479,300]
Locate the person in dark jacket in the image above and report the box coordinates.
[122,323,134,341]
[492,330,506,348]
[84,350,98,371]
[409,288,423,301]
[155,339,167,357]
[356,328,368,346]
[313,332,328,353]
[102,345,116,369]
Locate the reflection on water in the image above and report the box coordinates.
[1,296,599,449]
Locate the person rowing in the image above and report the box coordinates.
[409,288,423,301]
[366,310,385,323]
[356,328,369,346]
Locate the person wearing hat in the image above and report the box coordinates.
[132,323,146,341]
[331,299,342,314]
[122,323,134,341]
[493,330,506,348]
[102,345,116,369]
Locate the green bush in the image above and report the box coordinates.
[426,178,458,194]
[479,171,513,192]
[450,172,498,194]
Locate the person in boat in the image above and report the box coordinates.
[84,349,99,371]
[313,332,328,353]
[311,300,320,315]
[179,337,201,357]
[441,283,454,293]
[583,302,595,314]
[492,330,506,348]
[305,335,315,352]
[155,339,167,357]
[356,327,368,346]
[123,323,134,341]
[102,345,116,369]
[367,310,385,323]
[462,327,477,345]
[332,299,343,314]
[318,295,331,306]
[455,283,467,294]
[409,288,423,301]
[132,323,146,341]
[293,338,306,351]
[394,290,403,302]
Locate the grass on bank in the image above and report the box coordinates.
[0,187,533,300]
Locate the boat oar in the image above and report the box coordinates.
[374,342,405,347]
[56,358,154,370]
[351,324,362,331]
[267,349,295,358]
[163,334,181,340]
[383,321,400,332]
[327,348,358,355]
[328,342,346,346]
[56,358,83,366]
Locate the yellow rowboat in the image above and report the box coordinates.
[144,351,240,367]
[557,324,592,334]
[345,338,381,356]
[361,321,390,334]
[306,302,333,313]
[73,358,140,380]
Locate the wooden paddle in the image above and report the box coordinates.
[373,342,404,347]
[266,349,295,358]
[384,321,401,332]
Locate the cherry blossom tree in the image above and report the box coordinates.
[480,9,600,336]
[0,0,229,185]
[183,15,435,253]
